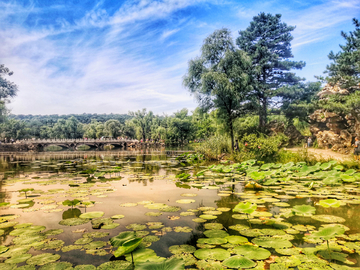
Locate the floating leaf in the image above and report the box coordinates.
[252,237,293,249]
[135,257,184,270]
[222,255,256,269]
[59,218,90,226]
[79,211,104,219]
[291,205,316,216]
[194,248,231,261]
[318,199,341,208]
[311,215,346,223]
[310,225,345,240]
[26,253,61,266]
[233,202,257,214]
[233,245,271,260]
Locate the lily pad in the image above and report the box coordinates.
[204,229,229,238]
[222,255,256,269]
[136,257,184,270]
[233,245,271,260]
[79,211,104,219]
[311,215,346,223]
[194,248,231,261]
[26,253,61,266]
[5,254,32,264]
[38,262,73,270]
[59,218,90,226]
[252,237,293,249]
[318,199,341,208]
[169,244,196,254]
[291,205,316,216]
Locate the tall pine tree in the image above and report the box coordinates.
[236,13,305,131]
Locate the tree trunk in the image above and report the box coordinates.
[230,118,234,152]
[259,99,267,132]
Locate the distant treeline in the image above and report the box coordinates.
[9,113,132,125]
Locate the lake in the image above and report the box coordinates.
[1,149,360,269]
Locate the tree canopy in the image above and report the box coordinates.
[236,13,305,130]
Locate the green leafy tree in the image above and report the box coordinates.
[129,109,154,141]
[104,119,122,138]
[0,64,18,123]
[325,18,360,90]
[236,13,305,131]
[275,82,321,125]
[183,28,254,150]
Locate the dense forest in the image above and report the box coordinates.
[0,14,359,154]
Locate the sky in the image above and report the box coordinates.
[1,0,359,116]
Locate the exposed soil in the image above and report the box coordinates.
[286,147,354,162]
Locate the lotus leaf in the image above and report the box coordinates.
[204,223,223,230]
[114,238,143,257]
[198,238,227,245]
[0,263,16,270]
[252,237,293,249]
[225,235,248,244]
[169,254,196,266]
[26,253,61,266]
[102,223,120,229]
[275,247,302,255]
[79,211,104,219]
[126,223,147,231]
[222,255,257,269]
[192,218,207,223]
[233,245,271,260]
[310,225,345,240]
[38,262,73,270]
[75,238,93,245]
[97,260,132,270]
[44,229,64,236]
[13,233,47,245]
[91,218,113,229]
[168,244,196,254]
[61,245,83,252]
[194,248,230,261]
[311,215,346,223]
[83,232,109,238]
[110,231,136,247]
[317,250,354,264]
[175,199,195,204]
[251,211,273,217]
[111,215,125,219]
[232,214,248,220]
[199,214,217,220]
[1,246,31,258]
[35,239,65,251]
[318,199,341,208]
[136,257,184,270]
[249,171,265,181]
[124,248,165,263]
[233,202,257,214]
[120,203,138,207]
[0,222,19,229]
[59,218,90,226]
[239,229,263,237]
[340,174,356,182]
[196,259,223,270]
[291,205,316,216]
[73,265,96,270]
[144,203,167,209]
[10,225,46,236]
[204,229,229,238]
[15,265,36,270]
[173,226,192,233]
[159,206,181,212]
[179,212,194,216]
[5,254,32,264]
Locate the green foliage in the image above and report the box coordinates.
[183,28,254,149]
[232,133,288,162]
[236,13,305,129]
[195,135,232,160]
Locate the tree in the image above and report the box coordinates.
[129,109,154,141]
[183,28,254,150]
[325,18,360,91]
[0,64,18,123]
[320,18,360,123]
[236,13,305,131]
[275,82,321,125]
[104,119,122,138]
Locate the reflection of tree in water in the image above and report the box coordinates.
[62,208,81,219]
[214,194,241,229]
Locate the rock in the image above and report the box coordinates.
[266,120,285,135]
[284,124,304,146]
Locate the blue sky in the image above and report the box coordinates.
[1,0,359,115]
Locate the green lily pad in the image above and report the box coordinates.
[136,257,184,270]
[126,223,147,231]
[311,215,346,223]
[204,229,229,238]
[124,248,165,263]
[199,215,217,220]
[225,236,248,244]
[310,225,345,240]
[175,199,195,204]
[73,265,96,270]
[75,238,93,245]
[194,248,231,261]
[252,237,293,249]
[0,263,16,270]
[5,254,32,264]
[233,202,257,214]
[318,199,341,208]
[91,218,113,229]
[110,231,136,247]
[169,244,196,254]
[79,211,104,219]
[59,218,90,226]
[111,215,125,219]
[222,255,256,269]
[233,245,271,260]
[38,262,73,270]
[291,205,316,216]
[10,225,46,236]
[97,261,132,270]
[13,233,47,245]
[26,253,61,265]
[83,232,109,238]
[204,223,223,230]
[114,238,143,257]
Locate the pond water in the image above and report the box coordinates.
[1,149,360,269]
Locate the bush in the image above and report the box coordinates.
[232,133,288,162]
[195,135,231,160]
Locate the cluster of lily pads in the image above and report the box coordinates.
[1,154,360,269]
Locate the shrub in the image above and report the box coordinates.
[195,135,231,160]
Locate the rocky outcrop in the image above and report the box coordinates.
[284,124,304,146]
[309,84,360,154]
